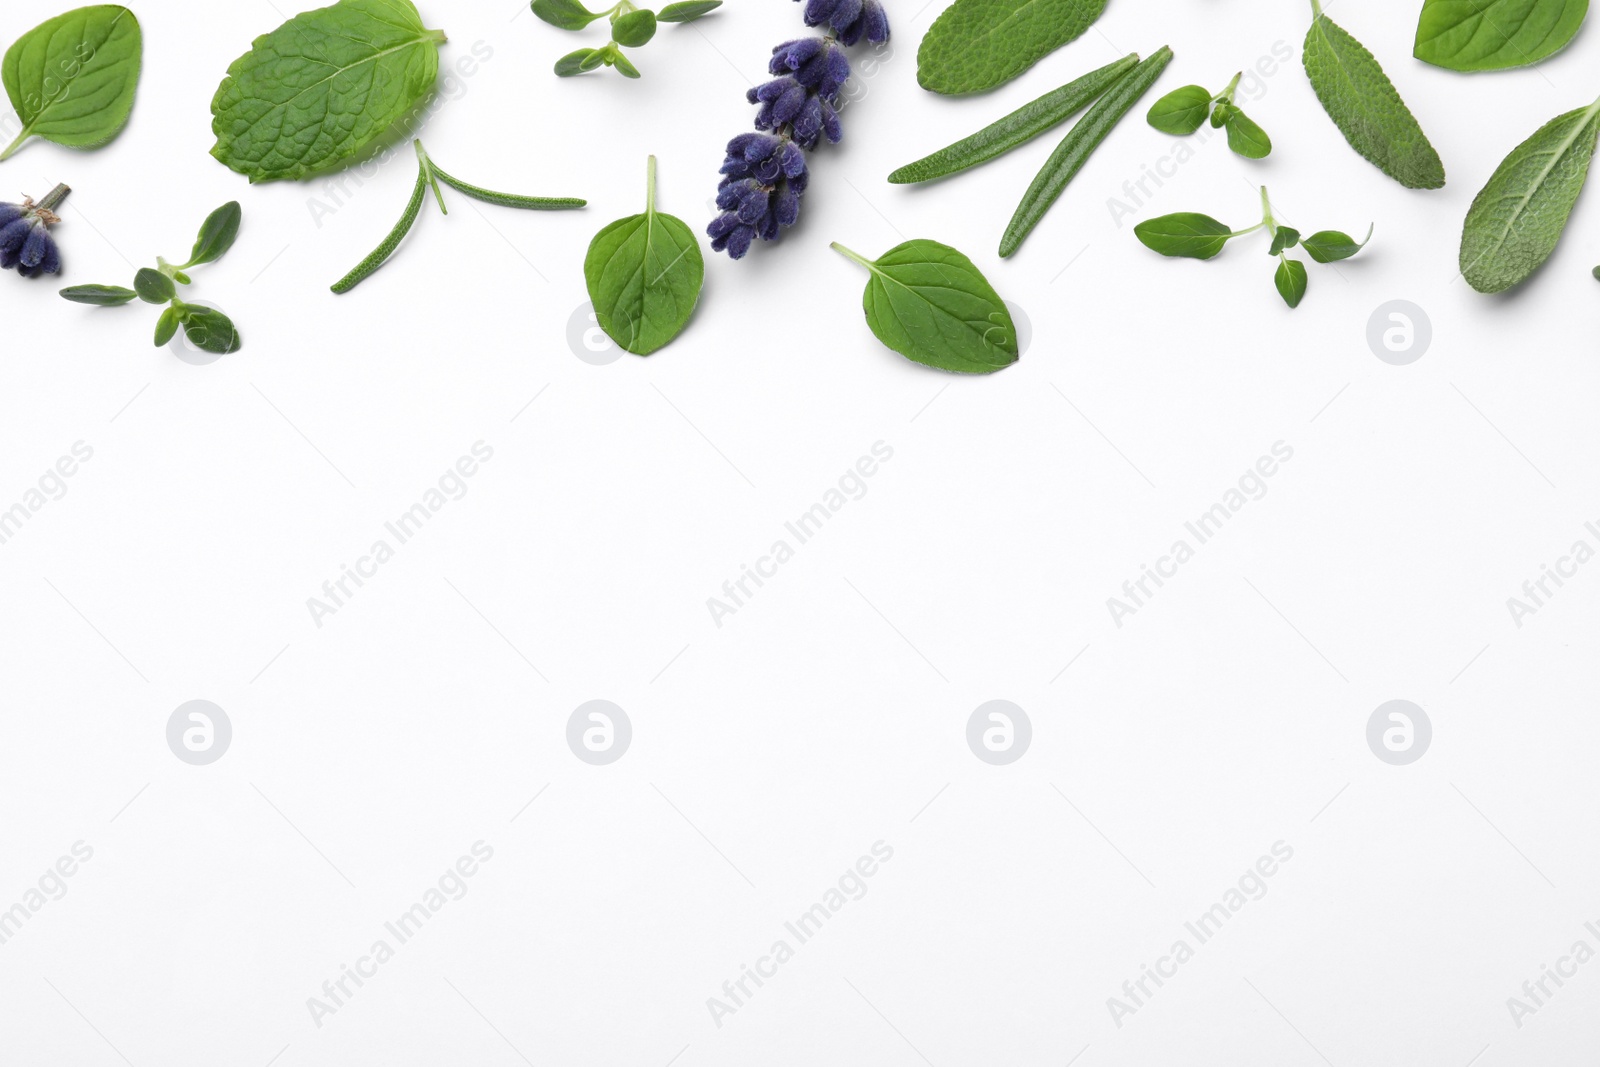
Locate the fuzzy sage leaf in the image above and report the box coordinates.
[1,5,143,162]
[917,0,1109,95]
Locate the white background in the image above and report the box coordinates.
[3,0,1600,1063]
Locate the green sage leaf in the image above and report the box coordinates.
[917,0,1109,96]
[1,5,142,162]
[1302,225,1371,262]
[832,239,1017,374]
[1226,110,1272,158]
[210,0,447,183]
[1460,98,1600,293]
[611,9,657,46]
[1146,85,1212,135]
[182,201,242,268]
[175,304,242,354]
[59,283,137,305]
[1134,212,1234,259]
[657,1,721,22]
[1414,0,1587,72]
[153,306,179,346]
[1303,4,1446,189]
[1268,227,1300,255]
[134,266,174,304]
[532,0,605,30]
[583,156,703,355]
[1274,257,1308,308]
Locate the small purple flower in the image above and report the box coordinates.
[0,184,69,279]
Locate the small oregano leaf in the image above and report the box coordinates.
[1268,227,1301,255]
[1302,225,1371,263]
[583,156,703,355]
[1274,258,1308,308]
[555,48,596,75]
[611,49,642,78]
[1147,85,1212,135]
[153,306,179,346]
[176,303,242,354]
[183,201,242,268]
[532,0,605,29]
[611,8,657,46]
[1134,213,1234,259]
[134,266,174,304]
[59,283,137,305]
[1,5,143,162]
[832,238,1018,374]
[1226,110,1273,158]
[657,0,722,22]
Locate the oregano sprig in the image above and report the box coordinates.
[60,201,244,353]
[1147,71,1271,159]
[1134,186,1370,309]
[535,0,721,78]
[331,139,585,294]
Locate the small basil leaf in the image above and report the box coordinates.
[1146,85,1212,135]
[611,8,657,46]
[532,0,605,29]
[1268,226,1300,256]
[1275,257,1308,308]
[1302,224,1372,263]
[555,48,596,76]
[0,5,143,161]
[833,238,1018,374]
[134,266,175,304]
[153,306,180,346]
[1134,212,1234,259]
[175,304,242,354]
[583,156,703,355]
[1210,101,1237,129]
[59,283,137,305]
[1225,110,1273,158]
[184,201,242,268]
[657,0,721,21]
[611,49,642,77]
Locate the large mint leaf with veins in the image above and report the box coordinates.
[210,0,445,182]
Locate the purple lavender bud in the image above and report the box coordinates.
[829,0,863,32]
[0,202,24,227]
[754,101,776,129]
[791,95,824,146]
[0,217,30,268]
[824,43,851,92]
[778,141,807,178]
[771,81,808,125]
[802,0,839,26]
[789,169,810,194]
[736,184,771,224]
[717,178,757,210]
[837,17,865,45]
[743,133,784,162]
[752,155,782,182]
[17,227,59,277]
[821,99,843,143]
[752,76,794,104]
[770,37,823,72]
[726,132,764,156]
[775,184,801,227]
[707,212,742,241]
[863,0,889,43]
[756,209,780,242]
[725,224,755,258]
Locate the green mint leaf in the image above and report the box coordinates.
[1146,85,1212,135]
[1302,225,1371,262]
[134,267,175,304]
[532,0,605,29]
[59,283,137,305]
[1210,101,1236,129]
[175,304,242,354]
[1,5,142,162]
[610,48,642,77]
[153,306,180,346]
[583,156,703,355]
[1225,109,1272,158]
[1461,98,1600,293]
[832,239,1018,374]
[1304,6,1446,189]
[1415,0,1587,71]
[1275,257,1308,308]
[611,8,657,46]
[657,1,721,22]
[555,47,596,75]
[891,55,1139,184]
[1268,226,1300,255]
[210,0,446,183]
[917,0,1109,96]
[1134,212,1234,259]
[183,201,242,268]
[1001,46,1173,258]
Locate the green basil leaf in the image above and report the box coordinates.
[917,0,1109,95]
[1274,257,1308,308]
[182,201,242,268]
[0,5,142,162]
[832,239,1018,374]
[60,283,137,305]
[657,1,721,22]
[1415,0,1587,71]
[611,49,642,77]
[1302,225,1371,262]
[532,0,605,29]
[1225,109,1272,158]
[1268,226,1300,255]
[583,156,703,355]
[1146,85,1212,135]
[175,304,242,354]
[133,266,174,304]
[1304,6,1446,189]
[153,306,180,346]
[611,8,657,46]
[1133,212,1233,259]
[210,0,446,183]
[555,48,596,75]
[1460,98,1600,292]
